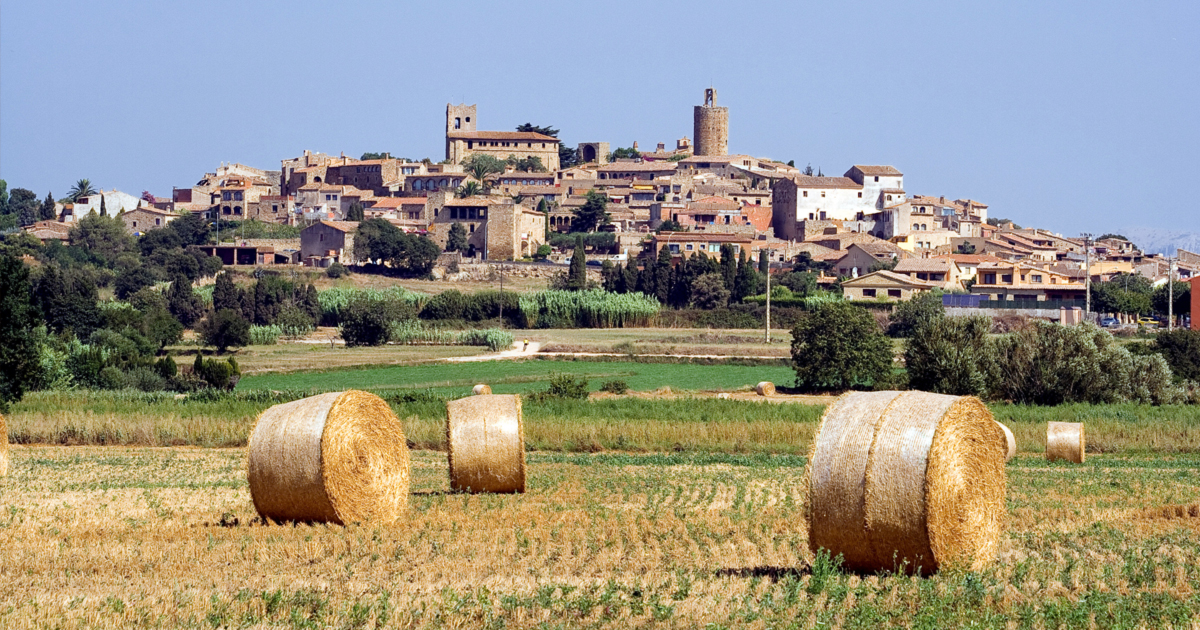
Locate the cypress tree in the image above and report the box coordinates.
[733,249,758,302]
[758,249,769,274]
[654,246,672,304]
[567,235,587,291]
[40,191,56,221]
[99,193,107,217]
[720,244,737,290]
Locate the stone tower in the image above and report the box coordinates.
[693,88,728,157]
[446,103,477,134]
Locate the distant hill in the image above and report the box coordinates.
[1117,227,1200,256]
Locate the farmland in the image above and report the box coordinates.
[1,445,1198,629]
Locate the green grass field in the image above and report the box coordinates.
[235,358,797,395]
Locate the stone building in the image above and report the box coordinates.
[444,103,560,171]
[300,220,359,266]
[841,270,937,302]
[577,142,610,165]
[693,88,729,157]
[120,207,178,234]
[426,197,546,261]
[770,165,905,240]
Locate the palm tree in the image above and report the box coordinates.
[67,179,97,201]
[455,181,484,198]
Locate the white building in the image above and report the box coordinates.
[72,189,143,215]
[770,165,905,240]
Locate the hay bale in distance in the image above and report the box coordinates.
[755,381,776,396]
[1046,421,1085,463]
[446,394,526,493]
[805,390,1006,574]
[995,421,1016,461]
[716,393,731,400]
[248,391,410,525]
[472,384,492,395]
[0,413,8,477]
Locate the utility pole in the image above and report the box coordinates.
[498,264,504,328]
[765,249,772,343]
[1168,256,1175,331]
[1082,233,1092,318]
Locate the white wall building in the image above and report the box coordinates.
[72,189,143,215]
[770,165,905,240]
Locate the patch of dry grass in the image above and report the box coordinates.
[0,446,1197,628]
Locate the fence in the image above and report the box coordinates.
[943,294,1087,311]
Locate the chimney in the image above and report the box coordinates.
[633,141,639,151]
[657,142,665,152]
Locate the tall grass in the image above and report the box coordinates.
[520,289,659,328]
[247,325,282,346]
[317,286,425,324]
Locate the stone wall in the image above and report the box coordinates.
[693,96,729,157]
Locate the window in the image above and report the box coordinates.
[272,205,278,213]
[450,208,459,219]
[874,176,880,182]
[821,191,826,198]
[469,224,475,233]
[234,191,243,201]
[1031,274,1043,283]
[802,191,808,197]
[1001,274,1013,283]
[886,195,892,201]
[222,191,232,201]
[155,219,161,226]
[685,244,693,251]
[888,289,902,297]
[858,192,863,198]
[984,274,996,284]
[863,288,877,297]
[132,221,138,227]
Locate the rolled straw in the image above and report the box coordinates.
[806,390,1007,574]
[1046,421,1085,463]
[755,382,776,396]
[446,394,526,493]
[248,391,410,525]
[995,421,1016,462]
[472,384,492,395]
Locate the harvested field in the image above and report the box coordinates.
[1,446,1197,628]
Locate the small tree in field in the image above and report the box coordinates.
[199,308,250,353]
[791,301,893,392]
[904,314,991,396]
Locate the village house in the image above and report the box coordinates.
[971,261,1087,303]
[932,253,1003,285]
[72,189,144,215]
[300,221,359,266]
[425,197,546,261]
[892,258,963,291]
[248,195,296,223]
[213,174,276,219]
[841,270,938,302]
[647,232,756,261]
[120,207,178,234]
[445,104,561,171]
[492,172,555,195]
[770,165,905,240]
[831,242,910,278]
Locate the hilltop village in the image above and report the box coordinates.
[14,89,1199,323]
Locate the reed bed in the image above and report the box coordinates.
[519,289,659,328]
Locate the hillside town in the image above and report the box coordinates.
[10,88,1199,328]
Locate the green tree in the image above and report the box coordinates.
[609,146,641,161]
[0,255,41,410]
[166,274,204,327]
[888,291,945,337]
[211,272,244,315]
[360,152,392,160]
[40,191,57,221]
[571,190,610,233]
[791,301,893,392]
[33,263,102,337]
[9,188,39,226]
[758,249,769,275]
[1151,280,1189,317]
[690,272,730,309]
[99,193,107,217]
[732,249,758,302]
[68,212,135,265]
[537,198,550,239]
[345,202,364,221]
[567,236,587,291]
[0,179,8,215]
[956,241,977,254]
[905,315,991,395]
[114,265,157,300]
[1152,329,1200,382]
[199,308,250,353]
[559,146,580,169]
[461,154,506,182]
[67,179,97,202]
[515,123,559,137]
[447,222,468,252]
[167,211,211,246]
[655,219,683,232]
[143,306,184,352]
[653,246,672,304]
[719,244,737,290]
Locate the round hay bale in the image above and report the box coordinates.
[1046,421,1085,463]
[716,393,731,400]
[248,391,410,525]
[755,381,776,396]
[472,384,492,395]
[446,394,525,493]
[0,413,8,477]
[805,391,1006,574]
[995,421,1016,461]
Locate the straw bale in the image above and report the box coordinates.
[716,393,731,400]
[995,421,1016,461]
[806,391,1006,574]
[446,394,526,493]
[0,413,7,477]
[755,382,776,396]
[1046,421,1085,463]
[472,384,492,395]
[248,391,410,525]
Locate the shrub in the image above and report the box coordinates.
[888,291,944,338]
[690,273,730,310]
[192,354,241,390]
[199,309,250,353]
[338,294,417,347]
[325,262,348,278]
[275,304,315,339]
[545,373,590,399]
[457,328,514,352]
[1153,329,1200,382]
[600,379,629,394]
[904,315,991,396]
[791,301,893,392]
[985,321,1182,405]
[420,289,469,321]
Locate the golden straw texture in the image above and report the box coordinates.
[446,394,526,493]
[995,421,1016,462]
[248,391,410,525]
[1046,421,1085,463]
[0,413,8,477]
[806,391,1006,574]
[806,391,903,571]
[755,382,776,396]
[472,384,492,395]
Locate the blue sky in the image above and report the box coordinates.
[2,0,1197,235]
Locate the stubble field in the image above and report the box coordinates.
[2,445,1198,629]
